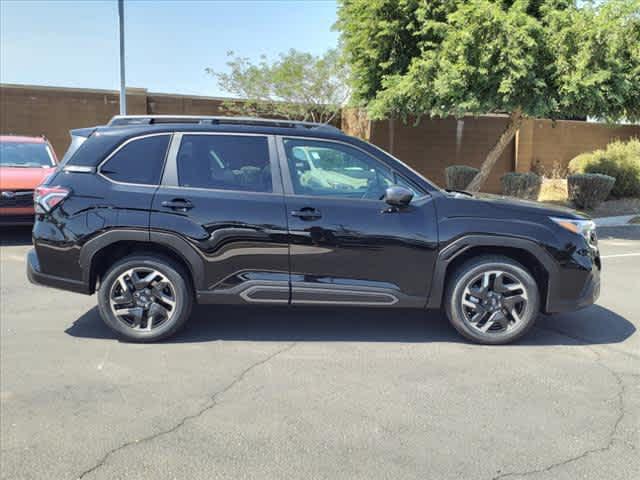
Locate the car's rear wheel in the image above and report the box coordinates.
[97,255,192,342]
[445,255,540,345]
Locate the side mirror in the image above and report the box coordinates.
[384,185,413,208]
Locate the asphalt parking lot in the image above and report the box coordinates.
[1,226,639,480]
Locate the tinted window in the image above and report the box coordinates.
[0,142,55,167]
[177,135,272,193]
[283,138,400,200]
[101,135,170,185]
[60,135,87,166]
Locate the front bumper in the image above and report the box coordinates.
[546,265,600,313]
[26,249,91,294]
[545,246,601,313]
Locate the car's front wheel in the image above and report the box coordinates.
[97,254,192,342]
[445,255,540,345]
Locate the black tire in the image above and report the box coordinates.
[444,255,540,345]
[97,254,193,342]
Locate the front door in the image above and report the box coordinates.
[278,136,438,307]
[150,132,290,304]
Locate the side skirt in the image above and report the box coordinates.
[197,281,423,308]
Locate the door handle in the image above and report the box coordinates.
[161,199,194,211]
[291,207,321,220]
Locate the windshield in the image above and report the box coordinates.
[0,142,55,167]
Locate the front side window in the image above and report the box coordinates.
[0,141,55,168]
[283,138,404,200]
[101,134,170,185]
[177,135,272,193]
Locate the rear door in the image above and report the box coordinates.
[277,136,439,307]
[150,133,290,303]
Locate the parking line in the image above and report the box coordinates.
[600,253,640,259]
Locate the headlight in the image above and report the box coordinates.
[550,217,596,241]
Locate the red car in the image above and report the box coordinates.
[1,135,58,225]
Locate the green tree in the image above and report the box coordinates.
[337,0,640,191]
[207,49,350,124]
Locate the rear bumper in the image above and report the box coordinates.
[26,249,91,295]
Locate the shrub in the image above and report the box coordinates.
[445,165,479,190]
[500,172,542,200]
[568,138,640,198]
[568,173,616,209]
[567,152,595,175]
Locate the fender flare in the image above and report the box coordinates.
[79,229,206,290]
[426,234,558,310]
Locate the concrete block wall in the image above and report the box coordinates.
[2,83,638,194]
[343,109,640,193]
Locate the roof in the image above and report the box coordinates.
[106,115,343,135]
[0,135,47,143]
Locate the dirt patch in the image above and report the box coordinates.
[538,178,568,203]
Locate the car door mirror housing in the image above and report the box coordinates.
[384,186,413,207]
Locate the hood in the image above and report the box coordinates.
[0,166,56,190]
[443,190,588,220]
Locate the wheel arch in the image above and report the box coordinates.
[80,229,205,293]
[427,235,558,312]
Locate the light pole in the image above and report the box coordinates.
[118,0,126,115]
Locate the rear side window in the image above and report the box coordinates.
[177,134,272,193]
[101,134,170,185]
[60,134,87,166]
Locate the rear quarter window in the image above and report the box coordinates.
[101,134,170,185]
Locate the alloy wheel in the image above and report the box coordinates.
[109,267,177,331]
[461,270,528,334]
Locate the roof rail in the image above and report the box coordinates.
[107,115,342,133]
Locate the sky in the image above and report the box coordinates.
[0,0,339,97]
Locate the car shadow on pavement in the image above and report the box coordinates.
[0,226,33,246]
[66,304,634,346]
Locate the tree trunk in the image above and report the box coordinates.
[466,109,523,193]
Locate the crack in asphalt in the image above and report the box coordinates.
[491,326,633,480]
[77,342,297,479]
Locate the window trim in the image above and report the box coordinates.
[98,132,172,188]
[161,131,283,195]
[275,135,428,201]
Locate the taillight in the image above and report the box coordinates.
[34,186,70,213]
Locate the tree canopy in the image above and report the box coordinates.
[207,49,350,124]
[337,0,639,121]
[337,0,640,190]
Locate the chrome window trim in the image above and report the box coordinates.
[97,132,173,188]
[63,165,95,173]
[275,135,429,201]
[160,131,283,195]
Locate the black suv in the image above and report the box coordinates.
[27,115,600,344]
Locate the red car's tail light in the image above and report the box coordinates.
[34,186,70,213]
